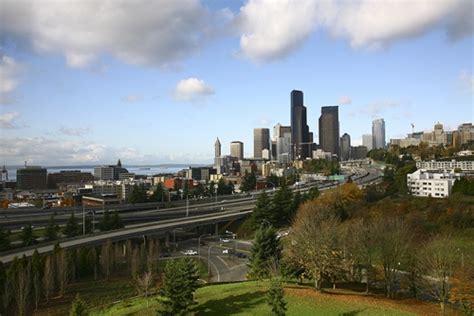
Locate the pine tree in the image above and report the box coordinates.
[248,226,281,280]
[44,214,59,241]
[0,227,10,251]
[98,210,111,231]
[31,250,44,310]
[267,279,287,316]
[63,213,79,238]
[69,294,88,316]
[21,224,36,246]
[252,191,272,229]
[150,183,165,202]
[110,212,124,230]
[271,183,293,226]
[158,258,200,315]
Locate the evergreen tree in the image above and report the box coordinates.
[267,279,287,316]
[21,224,36,246]
[0,227,10,251]
[158,258,200,315]
[271,183,293,226]
[305,187,320,201]
[129,184,148,203]
[110,212,124,230]
[240,171,257,192]
[31,250,43,310]
[44,214,59,241]
[0,261,6,315]
[150,183,165,202]
[252,191,272,229]
[98,210,112,231]
[248,226,281,280]
[69,294,88,316]
[63,213,79,238]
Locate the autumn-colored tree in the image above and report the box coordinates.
[135,271,154,307]
[450,264,474,315]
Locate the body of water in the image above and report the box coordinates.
[4,164,208,181]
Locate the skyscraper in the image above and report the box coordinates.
[215,137,221,158]
[290,90,310,160]
[362,134,373,151]
[254,128,270,159]
[340,133,351,161]
[319,106,340,156]
[230,141,244,160]
[372,119,386,149]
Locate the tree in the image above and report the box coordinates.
[43,255,55,301]
[252,191,272,229]
[100,240,112,280]
[374,217,411,298]
[271,183,293,226]
[129,184,148,203]
[248,225,281,280]
[31,250,44,310]
[0,262,6,315]
[150,183,165,202]
[419,236,458,315]
[240,171,256,192]
[21,224,36,246]
[44,214,59,241]
[158,258,200,315]
[289,202,342,291]
[267,279,287,316]
[69,294,88,316]
[135,271,154,308]
[63,213,79,238]
[57,249,69,297]
[0,227,10,251]
[14,256,31,316]
[110,212,124,230]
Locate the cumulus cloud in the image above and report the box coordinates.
[59,126,91,137]
[460,70,474,94]
[237,0,473,61]
[174,77,214,101]
[0,112,20,128]
[0,55,21,104]
[338,96,352,105]
[122,95,143,103]
[0,0,227,68]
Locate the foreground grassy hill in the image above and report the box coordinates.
[89,281,451,316]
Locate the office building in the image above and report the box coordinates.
[458,123,474,145]
[47,170,94,189]
[230,141,244,160]
[416,160,474,173]
[215,137,221,158]
[407,170,460,198]
[372,118,386,149]
[290,90,311,160]
[319,106,340,156]
[351,146,368,159]
[16,166,47,190]
[254,128,270,159]
[94,164,129,181]
[362,134,373,151]
[340,133,351,161]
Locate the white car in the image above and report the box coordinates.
[221,238,231,243]
[182,250,198,256]
[222,249,229,254]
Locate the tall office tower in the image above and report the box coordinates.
[215,137,221,158]
[290,90,310,160]
[372,118,386,149]
[230,141,244,160]
[458,123,474,145]
[319,106,340,156]
[340,133,351,161]
[362,134,373,151]
[254,128,270,158]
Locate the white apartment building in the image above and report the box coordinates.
[407,170,460,198]
[416,160,474,172]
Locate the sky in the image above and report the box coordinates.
[0,0,473,166]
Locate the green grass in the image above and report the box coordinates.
[91,281,418,316]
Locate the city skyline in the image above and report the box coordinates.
[0,0,472,165]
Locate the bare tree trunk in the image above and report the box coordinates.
[43,255,54,301]
[15,263,31,316]
[58,250,69,297]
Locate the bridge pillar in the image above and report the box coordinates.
[165,232,170,247]
[214,223,219,236]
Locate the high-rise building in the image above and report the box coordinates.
[372,118,386,149]
[319,106,340,156]
[230,141,244,160]
[290,90,311,160]
[458,123,474,145]
[17,166,47,190]
[94,164,129,180]
[254,128,270,159]
[340,133,351,161]
[215,137,221,158]
[362,134,373,151]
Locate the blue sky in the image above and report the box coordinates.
[0,0,473,165]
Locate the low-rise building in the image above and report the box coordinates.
[407,169,460,198]
[416,160,474,172]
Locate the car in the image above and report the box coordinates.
[235,252,247,259]
[182,250,197,256]
[220,238,231,243]
[222,249,229,254]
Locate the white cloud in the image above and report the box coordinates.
[338,96,352,105]
[0,0,225,68]
[237,0,473,61]
[0,55,21,104]
[174,78,214,101]
[0,112,20,128]
[59,127,91,137]
[122,95,143,103]
[460,70,474,94]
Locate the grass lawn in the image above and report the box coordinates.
[90,281,447,316]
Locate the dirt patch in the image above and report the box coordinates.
[285,287,461,316]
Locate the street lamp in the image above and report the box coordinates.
[214,184,218,205]
[198,233,211,257]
